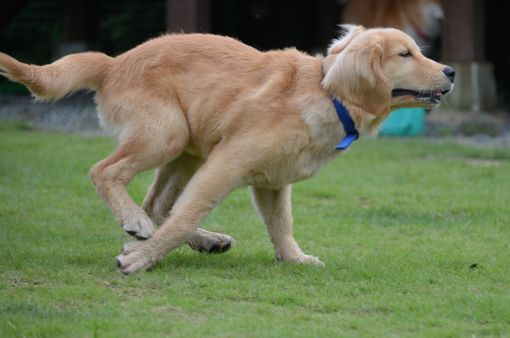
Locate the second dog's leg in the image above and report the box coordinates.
[142,153,234,253]
[251,185,324,266]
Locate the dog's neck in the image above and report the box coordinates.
[341,100,391,137]
[321,55,390,136]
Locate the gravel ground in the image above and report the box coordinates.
[0,93,101,134]
[1,93,509,147]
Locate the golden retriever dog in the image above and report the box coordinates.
[0,25,454,273]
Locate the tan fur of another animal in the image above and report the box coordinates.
[0,26,452,273]
[342,0,444,52]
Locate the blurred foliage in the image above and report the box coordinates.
[0,0,61,64]
[0,0,165,92]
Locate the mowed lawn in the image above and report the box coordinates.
[1,122,509,337]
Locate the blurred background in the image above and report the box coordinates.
[0,0,508,137]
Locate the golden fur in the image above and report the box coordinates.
[0,26,453,273]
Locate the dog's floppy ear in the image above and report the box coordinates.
[323,32,391,117]
[328,25,365,55]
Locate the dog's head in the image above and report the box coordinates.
[323,25,453,130]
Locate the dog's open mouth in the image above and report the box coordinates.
[392,88,450,104]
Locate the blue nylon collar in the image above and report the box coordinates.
[332,97,359,150]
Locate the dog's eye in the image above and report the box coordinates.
[399,50,412,58]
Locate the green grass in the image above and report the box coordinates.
[1,122,509,337]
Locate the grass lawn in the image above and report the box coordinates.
[1,122,509,337]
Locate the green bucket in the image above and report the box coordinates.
[379,107,426,136]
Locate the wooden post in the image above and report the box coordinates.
[56,0,97,58]
[442,0,485,62]
[441,0,495,111]
[166,0,211,33]
[61,0,97,43]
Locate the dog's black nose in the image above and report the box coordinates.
[443,66,456,83]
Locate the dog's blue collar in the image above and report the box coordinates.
[332,97,359,150]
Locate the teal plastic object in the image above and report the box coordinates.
[379,107,426,136]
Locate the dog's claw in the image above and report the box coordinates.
[212,241,231,253]
[187,230,234,254]
[116,240,162,274]
[277,254,325,267]
[121,217,155,239]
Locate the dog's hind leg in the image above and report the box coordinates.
[142,153,234,254]
[251,185,324,266]
[187,228,234,254]
[90,102,189,239]
[116,148,245,273]
[142,153,200,226]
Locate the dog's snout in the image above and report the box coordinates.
[443,66,456,83]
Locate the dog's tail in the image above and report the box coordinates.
[0,51,112,101]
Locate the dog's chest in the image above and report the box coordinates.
[244,152,336,188]
[245,103,345,188]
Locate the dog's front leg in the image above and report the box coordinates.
[251,185,324,266]
[116,150,244,273]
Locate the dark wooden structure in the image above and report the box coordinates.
[166,0,210,33]
[442,0,495,110]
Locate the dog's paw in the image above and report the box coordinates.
[298,254,325,267]
[278,254,325,267]
[121,216,155,240]
[116,239,163,274]
[187,229,234,254]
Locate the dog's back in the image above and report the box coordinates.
[0,34,318,109]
